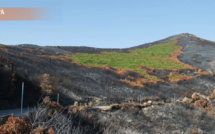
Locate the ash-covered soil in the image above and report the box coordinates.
[177,33,215,74]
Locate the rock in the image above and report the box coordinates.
[194,99,208,108]
[143,100,152,106]
[189,128,203,134]
[74,101,78,107]
[192,92,201,101]
[182,97,193,104]
[147,100,152,106]
[43,96,51,104]
[197,128,203,134]
[172,130,182,134]
[88,101,93,107]
[198,69,203,73]
[84,103,88,107]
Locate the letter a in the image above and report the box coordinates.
[1,9,5,15]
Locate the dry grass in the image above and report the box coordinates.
[168,72,194,82]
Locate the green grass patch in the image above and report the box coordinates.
[67,40,185,77]
[169,72,181,78]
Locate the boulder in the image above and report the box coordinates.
[43,96,51,104]
[143,101,152,106]
[191,92,201,101]
[182,97,193,104]
[194,99,208,108]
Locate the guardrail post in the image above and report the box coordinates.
[57,93,59,104]
[21,82,24,114]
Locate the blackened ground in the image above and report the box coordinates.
[177,33,215,74]
[92,102,215,133]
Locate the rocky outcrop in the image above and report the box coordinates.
[182,92,213,110]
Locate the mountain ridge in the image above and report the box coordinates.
[4,33,213,49]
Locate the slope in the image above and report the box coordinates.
[0,33,214,110]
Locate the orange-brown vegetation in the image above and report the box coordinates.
[42,99,63,119]
[101,65,131,76]
[191,129,198,134]
[193,53,199,56]
[68,105,87,113]
[40,49,46,53]
[28,49,34,53]
[209,89,215,100]
[68,101,95,115]
[183,91,192,97]
[32,125,44,134]
[0,101,60,134]
[19,52,28,57]
[0,56,9,63]
[120,78,146,88]
[0,114,31,134]
[31,125,56,134]
[169,40,193,69]
[100,66,158,88]
[46,101,62,112]
[197,69,210,76]
[39,74,58,95]
[0,48,8,52]
[32,59,41,63]
[168,72,193,83]
[47,127,56,134]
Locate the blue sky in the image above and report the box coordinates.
[0,0,214,48]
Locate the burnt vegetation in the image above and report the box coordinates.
[1,33,215,133]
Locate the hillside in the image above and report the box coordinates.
[1,33,215,133]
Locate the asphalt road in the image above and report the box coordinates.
[0,108,34,117]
